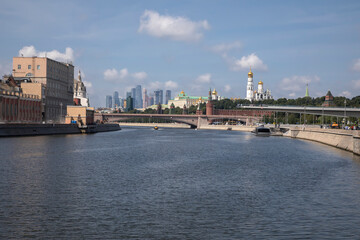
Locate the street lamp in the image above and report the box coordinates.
[344,99,347,124]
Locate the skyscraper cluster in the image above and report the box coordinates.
[105,85,172,110]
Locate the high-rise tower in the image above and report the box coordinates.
[305,84,309,97]
[246,67,254,101]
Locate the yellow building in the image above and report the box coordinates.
[12,57,74,122]
[65,106,95,125]
[167,89,223,108]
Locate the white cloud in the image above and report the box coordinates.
[339,91,351,98]
[132,72,147,80]
[148,81,162,90]
[119,68,129,79]
[352,79,360,89]
[280,75,320,93]
[352,59,360,72]
[196,73,212,83]
[104,68,120,81]
[211,41,242,53]
[165,80,178,89]
[103,68,146,83]
[224,84,231,92]
[229,53,268,71]
[19,45,74,63]
[145,80,179,91]
[138,10,210,42]
[289,92,296,97]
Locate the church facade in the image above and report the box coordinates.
[73,70,89,107]
[245,67,273,101]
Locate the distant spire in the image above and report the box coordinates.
[78,70,82,81]
[305,84,309,97]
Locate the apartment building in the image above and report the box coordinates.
[12,57,74,122]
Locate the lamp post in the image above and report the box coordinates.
[344,99,347,125]
[322,106,324,125]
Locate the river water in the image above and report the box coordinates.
[1,127,360,239]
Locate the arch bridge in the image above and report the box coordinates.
[95,113,262,128]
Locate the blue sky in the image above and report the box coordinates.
[1,0,360,107]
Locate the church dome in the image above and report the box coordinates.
[258,81,263,85]
[248,67,253,78]
[212,88,217,95]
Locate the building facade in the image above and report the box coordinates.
[113,91,120,108]
[167,89,224,109]
[245,67,273,101]
[12,57,74,122]
[154,90,161,105]
[135,85,142,108]
[143,88,148,108]
[106,95,112,108]
[165,90,171,104]
[74,70,89,107]
[159,90,163,105]
[0,88,42,123]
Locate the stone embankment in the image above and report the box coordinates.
[284,127,360,155]
[198,125,255,132]
[120,122,256,131]
[120,123,191,128]
[0,123,120,137]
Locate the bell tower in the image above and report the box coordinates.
[246,67,254,101]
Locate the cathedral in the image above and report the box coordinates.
[245,67,273,101]
[73,70,89,107]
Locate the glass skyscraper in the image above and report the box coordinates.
[113,91,120,108]
[106,95,112,108]
[135,85,143,108]
[154,90,160,105]
[159,90,163,104]
[165,90,171,104]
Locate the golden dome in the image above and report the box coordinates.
[258,81,263,85]
[248,66,253,78]
[180,90,185,95]
[212,88,218,95]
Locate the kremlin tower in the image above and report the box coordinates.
[246,67,254,101]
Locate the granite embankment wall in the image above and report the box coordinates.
[198,125,255,132]
[284,128,360,155]
[120,122,255,132]
[0,123,120,137]
[120,123,190,128]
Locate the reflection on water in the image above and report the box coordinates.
[1,127,360,239]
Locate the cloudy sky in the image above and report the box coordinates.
[0,0,360,107]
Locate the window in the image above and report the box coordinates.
[18,65,21,69]
[28,65,31,69]
[37,65,40,70]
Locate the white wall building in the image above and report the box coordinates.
[245,68,273,101]
[74,70,89,107]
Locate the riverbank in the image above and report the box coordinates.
[119,122,256,132]
[0,123,120,137]
[119,122,190,128]
[283,127,360,155]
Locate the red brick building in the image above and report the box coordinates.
[0,90,42,123]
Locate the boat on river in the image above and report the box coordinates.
[154,126,159,130]
[252,126,271,136]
